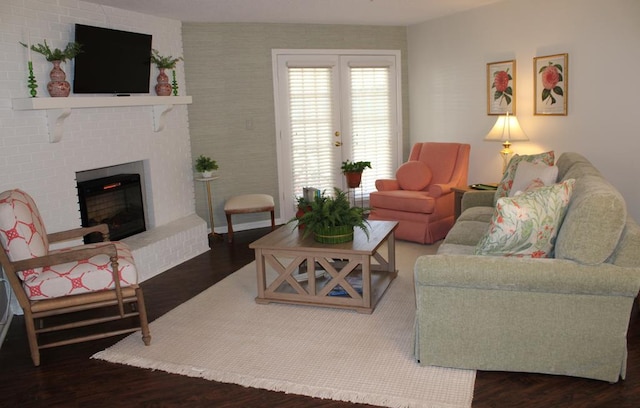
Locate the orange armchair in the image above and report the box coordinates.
[369,142,470,244]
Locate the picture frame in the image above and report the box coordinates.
[534,53,568,115]
[487,60,516,115]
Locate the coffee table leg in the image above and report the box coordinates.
[387,231,396,273]
[255,248,266,300]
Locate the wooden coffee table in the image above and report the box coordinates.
[249,220,398,314]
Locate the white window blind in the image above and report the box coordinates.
[349,66,393,195]
[288,67,336,198]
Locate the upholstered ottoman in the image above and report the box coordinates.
[224,194,275,242]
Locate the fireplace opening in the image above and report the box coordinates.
[77,174,146,244]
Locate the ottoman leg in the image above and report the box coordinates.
[226,212,234,243]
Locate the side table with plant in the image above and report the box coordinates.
[341,160,372,188]
[20,39,82,97]
[195,155,218,178]
[290,188,369,243]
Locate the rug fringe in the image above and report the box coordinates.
[93,350,464,408]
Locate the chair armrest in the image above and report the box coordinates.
[375,179,400,191]
[10,243,118,272]
[414,254,640,297]
[427,183,454,198]
[47,224,110,243]
[461,190,495,211]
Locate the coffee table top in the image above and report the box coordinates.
[249,220,398,255]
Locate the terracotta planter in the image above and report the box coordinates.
[345,172,363,188]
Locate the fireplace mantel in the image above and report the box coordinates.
[12,96,192,142]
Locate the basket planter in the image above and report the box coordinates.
[314,225,354,244]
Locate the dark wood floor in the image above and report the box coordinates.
[1,226,640,407]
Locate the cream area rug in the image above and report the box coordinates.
[93,240,475,408]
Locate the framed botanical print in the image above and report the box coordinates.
[534,53,568,115]
[487,60,516,115]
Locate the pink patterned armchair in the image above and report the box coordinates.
[0,189,151,365]
[369,142,470,244]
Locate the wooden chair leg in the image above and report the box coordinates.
[270,209,275,231]
[135,287,151,346]
[226,213,234,243]
[24,311,41,366]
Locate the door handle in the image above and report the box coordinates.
[335,131,340,137]
[334,141,343,147]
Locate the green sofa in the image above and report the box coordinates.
[414,152,640,382]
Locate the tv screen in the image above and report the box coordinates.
[73,24,152,94]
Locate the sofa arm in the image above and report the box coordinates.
[375,179,400,191]
[414,254,640,297]
[461,190,495,212]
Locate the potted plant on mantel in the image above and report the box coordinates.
[150,48,183,96]
[341,160,372,188]
[290,188,369,243]
[20,39,82,97]
[195,155,218,178]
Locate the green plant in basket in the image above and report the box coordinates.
[289,188,369,243]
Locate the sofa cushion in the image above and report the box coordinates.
[396,160,432,191]
[510,162,559,196]
[369,190,435,213]
[555,175,626,265]
[475,179,575,258]
[495,151,555,205]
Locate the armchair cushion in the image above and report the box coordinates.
[475,179,575,258]
[370,190,435,213]
[22,241,138,301]
[0,189,49,280]
[396,161,432,191]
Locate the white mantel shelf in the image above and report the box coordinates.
[12,96,193,142]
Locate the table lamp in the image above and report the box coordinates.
[484,112,529,173]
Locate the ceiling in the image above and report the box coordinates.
[81,0,503,25]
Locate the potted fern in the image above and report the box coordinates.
[289,188,369,243]
[341,160,372,188]
[150,49,183,96]
[20,39,82,97]
[195,155,218,178]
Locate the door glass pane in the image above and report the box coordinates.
[349,66,394,195]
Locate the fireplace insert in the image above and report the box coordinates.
[77,174,146,243]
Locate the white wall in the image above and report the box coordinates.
[408,0,640,221]
[0,0,208,282]
[1,0,195,230]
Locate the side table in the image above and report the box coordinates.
[451,186,471,221]
[196,176,223,244]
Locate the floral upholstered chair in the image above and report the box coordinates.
[0,189,151,365]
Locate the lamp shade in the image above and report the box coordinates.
[484,113,529,142]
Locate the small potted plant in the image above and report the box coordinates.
[289,188,369,243]
[150,49,183,96]
[195,155,218,178]
[341,160,372,188]
[20,39,82,97]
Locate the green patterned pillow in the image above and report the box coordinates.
[476,178,575,258]
[494,151,555,205]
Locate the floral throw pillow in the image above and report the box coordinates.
[494,151,555,205]
[475,178,575,258]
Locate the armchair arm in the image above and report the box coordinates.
[427,183,454,198]
[461,190,495,211]
[48,224,110,243]
[415,254,640,297]
[375,179,400,191]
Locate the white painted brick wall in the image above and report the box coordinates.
[0,0,209,288]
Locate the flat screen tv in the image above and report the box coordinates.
[73,24,152,94]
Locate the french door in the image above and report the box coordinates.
[273,50,402,221]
